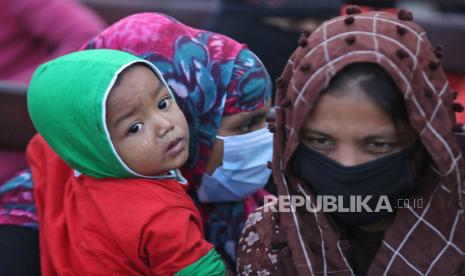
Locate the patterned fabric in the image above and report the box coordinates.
[237,199,282,275]
[0,12,271,271]
[83,13,271,187]
[238,8,465,275]
[0,170,37,229]
[81,13,271,271]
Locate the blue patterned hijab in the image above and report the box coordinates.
[83,12,272,187]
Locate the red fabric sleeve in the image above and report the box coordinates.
[26,135,76,276]
[141,206,214,275]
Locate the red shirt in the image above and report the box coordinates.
[27,135,213,275]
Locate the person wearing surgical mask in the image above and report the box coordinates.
[0,13,273,273]
[238,7,465,275]
[198,109,273,203]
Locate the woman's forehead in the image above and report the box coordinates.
[302,90,396,137]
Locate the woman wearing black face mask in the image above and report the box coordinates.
[237,6,465,276]
[291,62,424,229]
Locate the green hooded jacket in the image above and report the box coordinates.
[28,49,184,181]
[27,49,225,275]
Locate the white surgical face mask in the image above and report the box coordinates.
[197,127,273,203]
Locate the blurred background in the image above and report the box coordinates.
[1,0,465,183]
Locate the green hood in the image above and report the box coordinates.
[28,49,183,180]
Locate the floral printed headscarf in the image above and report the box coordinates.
[83,12,272,187]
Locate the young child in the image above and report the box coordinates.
[26,49,225,275]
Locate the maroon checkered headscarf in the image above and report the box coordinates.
[270,7,465,275]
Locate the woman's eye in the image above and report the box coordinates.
[366,142,396,152]
[158,97,172,110]
[128,122,143,134]
[304,136,333,150]
[238,121,255,133]
[239,123,251,132]
[310,137,331,146]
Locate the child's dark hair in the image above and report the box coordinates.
[113,63,149,88]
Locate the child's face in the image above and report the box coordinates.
[106,65,189,176]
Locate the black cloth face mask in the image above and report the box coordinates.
[291,144,415,225]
